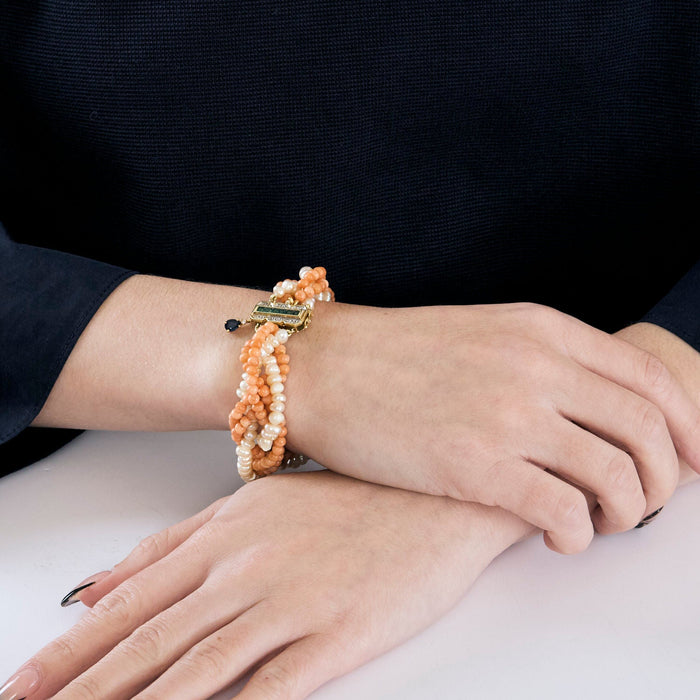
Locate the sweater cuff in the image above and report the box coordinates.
[0,226,136,460]
[640,258,700,355]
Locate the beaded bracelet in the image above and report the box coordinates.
[225,266,334,482]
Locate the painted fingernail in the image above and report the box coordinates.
[0,665,40,700]
[60,570,111,607]
[635,506,664,529]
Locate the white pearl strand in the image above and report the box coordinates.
[237,266,327,481]
[235,327,287,481]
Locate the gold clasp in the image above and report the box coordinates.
[248,299,312,333]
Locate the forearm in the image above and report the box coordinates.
[32,274,278,433]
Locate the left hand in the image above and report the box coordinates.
[2,471,527,700]
[614,323,700,485]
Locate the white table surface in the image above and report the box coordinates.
[1,429,699,699]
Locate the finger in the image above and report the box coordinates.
[54,576,256,700]
[474,458,594,554]
[555,364,679,517]
[133,601,303,700]
[528,417,647,535]
[19,545,210,700]
[67,497,227,608]
[235,634,345,700]
[562,318,700,473]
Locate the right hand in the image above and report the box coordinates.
[6,472,523,700]
[290,301,700,553]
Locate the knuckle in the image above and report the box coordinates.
[253,660,301,699]
[66,673,102,700]
[633,402,668,447]
[640,352,672,395]
[181,635,231,679]
[195,517,232,544]
[46,630,82,661]
[516,302,562,334]
[603,452,638,494]
[134,531,169,561]
[516,301,549,320]
[520,344,555,379]
[90,582,141,631]
[551,489,589,531]
[121,618,170,663]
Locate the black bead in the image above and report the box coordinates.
[224,319,241,332]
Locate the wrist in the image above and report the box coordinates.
[281,298,356,454]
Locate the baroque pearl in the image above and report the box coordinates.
[258,437,273,452]
[268,411,284,425]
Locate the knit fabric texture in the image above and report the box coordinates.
[1,1,698,470]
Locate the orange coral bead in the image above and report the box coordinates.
[232,267,332,481]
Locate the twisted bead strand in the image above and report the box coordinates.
[229,266,333,481]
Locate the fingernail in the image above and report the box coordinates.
[60,570,111,607]
[635,506,664,529]
[0,665,40,700]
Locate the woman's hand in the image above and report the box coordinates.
[2,472,528,700]
[290,302,700,553]
[614,322,700,486]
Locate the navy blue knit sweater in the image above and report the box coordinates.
[1,1,698,471]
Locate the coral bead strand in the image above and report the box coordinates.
[229,266,334,481]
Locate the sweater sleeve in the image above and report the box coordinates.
[640,258,700,355]
[0,222,136,472]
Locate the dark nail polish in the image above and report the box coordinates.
[635,506,664,529]
[60,581,96,607]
